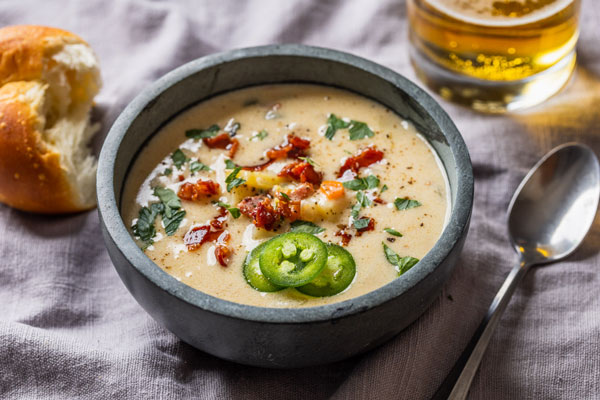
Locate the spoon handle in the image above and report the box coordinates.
[431,261,530,400]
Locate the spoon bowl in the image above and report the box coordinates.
[508,143,600,265]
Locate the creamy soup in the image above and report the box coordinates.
[122,84,449,308]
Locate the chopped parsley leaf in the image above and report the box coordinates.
[350,191,371,221]
[163,168,172,176]
[350,202,362,219]
[348,121,374,140]
[252,129,269,141]
[189,160,211,174]
[394,197,422,210]
[153,187,182,219]
[382,243,419,275]
[279,192,290,201]
[132,203,163,248]
[185,124,220,139]
[356,191,372,207]
[353,218,370,230]
[380,184,388,193]
[343,175,380,191]
[325,114,350,140]
[213,201,241,219]
[163,209,186,236]
[224,159,237,169]
[171,149,188,170]
[225,167,245,192]
[298,156,318,167]
[290,220,325,234]
[133,187,186,248]
[384,228,402,237]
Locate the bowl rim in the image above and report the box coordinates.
[97,44,473,324]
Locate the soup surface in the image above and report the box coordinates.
[122,84,449,308]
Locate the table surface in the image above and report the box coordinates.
[1,1,599,399]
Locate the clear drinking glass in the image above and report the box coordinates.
[407,0,581,112]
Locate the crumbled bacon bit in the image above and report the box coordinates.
[279,161,323,185]
[266,134,310,160]
[335,224,353,246]
[355,217,375,236]
[184,211,233,266]
[178,180,220,201]
[210,207,229,230]
[241,134,310,171]
[178,175,185,182]
[215,231,231,267]
[203,133,240,158]
[215,244,231,267]
[274,192,301,222]
[373,197,386,204]
[184,225,222,251]
[288,183,315,201]
[238,195,279,230]
[337,147,384,177]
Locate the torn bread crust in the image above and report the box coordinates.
[0,25,101,213]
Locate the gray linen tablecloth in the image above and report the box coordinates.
[1,1,599,399]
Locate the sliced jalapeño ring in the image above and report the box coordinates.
[297,243,356,297]
[259,232,328,287]
[243,242,284,292]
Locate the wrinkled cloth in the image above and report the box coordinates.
[1,1,599,399]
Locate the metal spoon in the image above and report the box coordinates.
[432,143,600,400]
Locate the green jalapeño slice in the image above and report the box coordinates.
[259,232,328,287]
[243,242,284,292]
[297,244,356,297]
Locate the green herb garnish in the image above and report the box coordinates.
[348,121,374,140]
[185,124,220,139]
[380,184,388,193]
[350,191,372,221]
[225,167,246,192]
[290,220,325,234]
[343,175,380,191]
[382,243,419,275]
[132,203,163,248]
[163,168,173,176]
[394,197,422,210]
[353,218,370,230]
[252,129,269,141]
[171,149,188,170]
[133,187,186,248]
[298,156,318,167]
[224,159,237,169]
[213,201,241,219]
[279,192,290,201]
[189,160,211,174]
[384,228,403,237]
[324,114,350,140]
[356,191,372,207]
[350,202,362,219]
[163,209,186,236]
[153,187,182,218]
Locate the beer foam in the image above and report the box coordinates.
[425,0,573,26]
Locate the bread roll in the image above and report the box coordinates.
[0,25,101,213]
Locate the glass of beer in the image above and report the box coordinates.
[407,0,581,112]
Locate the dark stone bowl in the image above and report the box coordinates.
[97,44,473,368]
